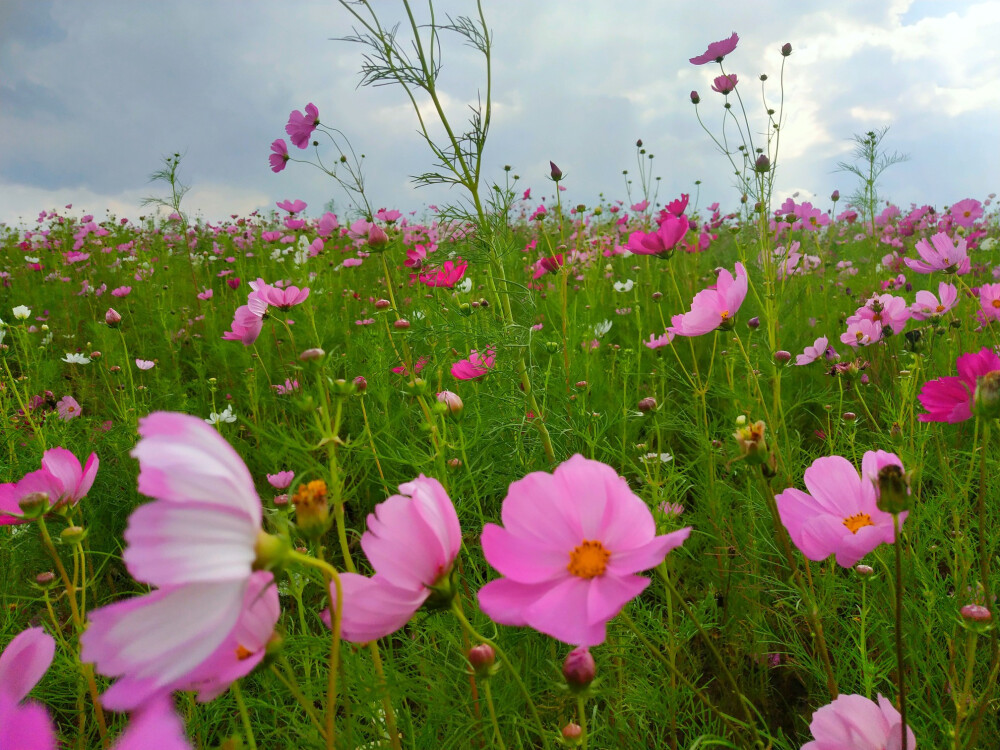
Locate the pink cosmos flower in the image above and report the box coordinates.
[285,103,320,149]
[451,348,496,380]
[267,470,294,489]
[405,243,430,269]
[665,194,689,217]
[950,198,983,229]
[269,139,289,173]
[917,347,1000,423]
[978,283,1000,323]
[224,292,268,346]
[689,32,739,65]
[80,412,277,711]
[840,318,882,348]
[711,74,738,95]
[112,286,132,298]
[419,259,468,288]
[795,337,830,366]
[391,357,428,377]
[0,448,99,525]
[196,288,213,300]
[847,294,910,336]
[112,698,193,750]
[135,359,155,371]
[802,693,916,750]
[249,278,310,309]
[626,214,687,256]
[775,452,908,568]
[644,331,674,349]
[669,262,748,337]
[904,231,969,274]
[478,455,691,646]
[276,199,307,214]
[0,627,57,749]
[324,476,461,642]
[56,395,82,421]
[910,282,958,320]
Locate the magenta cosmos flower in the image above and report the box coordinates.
[689,32,739,65]
[669,262,748,337]
[452,348,496,380]
[917,346,1000,423]
[0,627,57,749]
[711,74,738,95]
[0,447,99,525]
[802,693,916,750]
[81,412,279,710]
[478,455,692,646]
[286,102,320,149]
[904,231,969,274]
[269,139,289,173]
[324,475,461,642]
[419,258,468,288]
[626,214,688,256]
[776,452,908,568]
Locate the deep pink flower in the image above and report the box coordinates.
[910,282,958,320]
[285,103,320,149]
[669,262,748,336]
[324,476,461,642]
[112,286,132,298]
[478,455,691,646]
[776,453,907,568]
[269,139,289,173]
[904,231,969,274]
[626,214,687,256]
[532,253,564,278]
[689,33,739,65]
[711,74,738,95]
[391,357,428,377]
[80,412,276,711]
[419,259,468,288]
[917,347,1000,423]
[56,395,82,421]
[0,448,99,525]
[802,693,915,750]
[451,348,495,380]
[224,292,268,346]
[665,194,689,217]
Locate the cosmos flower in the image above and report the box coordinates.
[285,103,320,149]
[478,455,691,646]
[689,32,739,65]
[451,348,496,380]
[904,231,969,275]
[56,395,82,421]
[669,262,748,336]
[269,139,289,173]
[711,74,738,95]
[917,347,1000,423]
[802,693,916,750]
[0,448,99,525]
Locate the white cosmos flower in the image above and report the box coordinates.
[593,319,612,337]
[24,256,40,264]
[12,305,31,320]
[455,277,472,293]
[205,405,237,425]
[613,279,635,293]
[62,353,92,365]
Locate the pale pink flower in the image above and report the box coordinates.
[0,627,57,749]
[776,453,907,568]
[910,282,958,320]
[478,455,691,646]
[112,286,132,298]
[196,288,214,301]
[978,284,1000,322]
[135,359,155,371]
[0,448,99,524]
[56,395,82,421]
[81,412,276,710]
[644,331,674,349]
[669,262,748,336]
[112,698,193,750]
[795,337,830,366]
[802,693,916,750]
[275,199,307,214]
[249,278,310,309]
[840,319,882,348]
[267,470,294,489]
[950,198,983,229]
[324,476,461,642]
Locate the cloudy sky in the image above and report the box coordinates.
[1,0,997,228]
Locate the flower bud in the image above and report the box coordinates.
[467,644,497,678]
[367,224,389,250]
[394,319,410,330]
[254,530,292,571]
[747,316,760,330]
[375,298,391,310]
[690,90,700,105]
[961,604,993,623]
[637,397,657,413]
[60,525,87,545]
[781,42,792,56]
[562,646,596,692]
[545,341,561,355]
[549,161,563,181]
[291,480,331,539]
[831,190,840,202]
[105,308,122,327]
[561,723,583,742]
[774,350,791,363]
[331,378,356,397]
[733,420,770,466]
[34,572,56,589]
[353,376,367,393]
[436,390,464,417]
[974,371,1000,419]
[299,347,325,361]
[754,154,771,173]
[18,491,49,519]
[875,464,911,514]
[855,564,875,577]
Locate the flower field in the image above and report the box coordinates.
[2,5,999,749]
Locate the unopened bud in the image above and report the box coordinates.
[562,647,596,692]
[18,491,49,519]
[549,161,563,181]
[561,723,583,742]
[467,644,497,678]
[545,341,561,355]
[637,397,657,413]
[974,371,1000,419]
[353,376,367,393]
[375,298,391,310]
[781,42,792,57]
[105,308,122,327]
[774,350,791,363]
[831,190,840,202]
[394,319,411,330]
[754,154,771,173]
[34,572,56,589]
[436,390,464,417]
[961,604,993,623]
[747,316,760,330]
[60,525,87,545]
[367,224,389,249]
[299,347,325,361]
[690,90,700,105]
[855,564,875,577]
[876,464,911,514]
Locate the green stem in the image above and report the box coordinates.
[482,680,507,750]
[892,512,908,750]
[232,680,259,750]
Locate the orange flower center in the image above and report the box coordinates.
[935,304,945,313]
[992,300,1000,309]
[843,513,875,534]
[567,540,611,578]
[235,645,254,661]
[292,479,328,510]
[720,310,730,321]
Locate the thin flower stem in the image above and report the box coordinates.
[892,512,908,750]
[271,661,327,741]
[576,695,588,750]
[482,680,507,750]
[450,601,551,750]
[232,680,259,750]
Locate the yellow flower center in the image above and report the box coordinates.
[292,479,328,510]
[843,513,875,534]
[567,540,611,578]
[720,310,730,321]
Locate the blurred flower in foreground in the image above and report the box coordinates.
[917,347,1000,423]
[801,693,915,750]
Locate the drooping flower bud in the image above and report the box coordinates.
[875,464,911,514]
[562,647,596,692]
